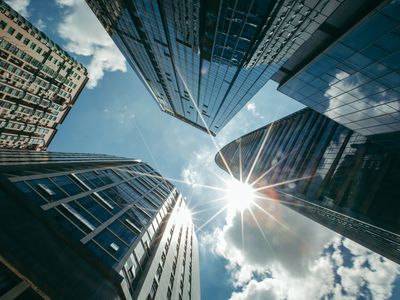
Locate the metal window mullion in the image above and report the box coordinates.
[0,281,29,300]
[81,180,164,244]
[80,205,132,244]
[8,162,143,182]
[40,173,143,210]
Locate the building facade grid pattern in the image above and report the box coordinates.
[279,1,400,137]
[0,151,200,300]
[86,0,346,134]
[216,108,400,264]
[0,1,88,150]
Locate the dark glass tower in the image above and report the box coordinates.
[85,0,359,135]
[215,108,400,264]
[273,0,400,151]
[0,150,200,300]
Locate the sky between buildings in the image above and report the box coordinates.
[4,0,400,299]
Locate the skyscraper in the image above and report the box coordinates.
[0,1,88,150]
[0,150,200,299]
[85,0,365,135]
[273,0,400,150]
[215,108,400,264]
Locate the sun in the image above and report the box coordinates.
[225,179,255,212]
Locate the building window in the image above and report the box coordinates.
[161,251,166,265]
[37,183,55,196]
[110,242,119,252]
[15,32,23,40]
[36,47,42,54]
[0,20,6,29]
[7,26,15,35]
[61,203,96,231]
[127,267,134,280]
[30,42,36,50]
[147,279,158,300]
[156,263,162,280]
[23,38,29,45]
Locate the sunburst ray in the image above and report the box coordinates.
[174,67,234,178]
[196,206,228,233]
[245,121,274,184]
[247,208,276,260]
[254,176,313,192]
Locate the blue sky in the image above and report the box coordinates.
[6,0,400,299]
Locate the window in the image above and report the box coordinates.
[147,279,158,300]
[0,20,6,29]
[61,203,96,231]
[7,27,15,35]
[110,242,120,252]
[127,267,134,280]
[23,38,29,45]
[161,251,166,264]
[30,42,36,50]
[36,47,42,54]
[156,263,162,280]
[37,183,55,196]
[15,32,23,40]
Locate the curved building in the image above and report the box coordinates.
[216,108,400,264]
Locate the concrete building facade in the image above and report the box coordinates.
[0,1,88,150]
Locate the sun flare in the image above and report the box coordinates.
[225,179,255,212]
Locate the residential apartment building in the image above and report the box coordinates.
[0,1,88,150]
[215,108,400,264]
[0,150,200,299]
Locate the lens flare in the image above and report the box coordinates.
[226,179,255,212]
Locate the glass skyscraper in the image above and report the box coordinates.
[85,0,353,135]
[274,0,400,150]
[215,108,400,264]
[0,150,200,299]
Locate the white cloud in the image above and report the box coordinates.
[230,278,284,300]
[5,0,30,17]
[202,203,400,300]
[246,102,264,119]
[336,239,400,300]
[35,18,46,31]
[56,0,127,88]
[182,167,199,187]
[211,200,335,277]
[246,102,256,113]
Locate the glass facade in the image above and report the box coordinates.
[278,1,400,138]
[0,151,199,300]
[0,261,43,299]
[85,0,344,135]
[216,108,400,264]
